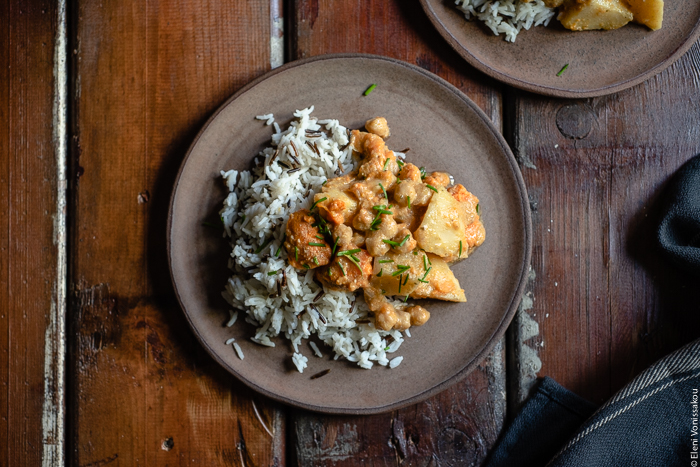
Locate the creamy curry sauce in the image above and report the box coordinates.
[284,118,485,332]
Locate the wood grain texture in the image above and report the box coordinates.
[509,42,700,406]
[69,1,285,465]
[0,1,62,465]
[290,1,506,465]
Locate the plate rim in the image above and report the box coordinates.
[419,0,700,98]
[167,53,533,414]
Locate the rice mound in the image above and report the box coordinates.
[220,107,407,372]
[455,0,555,42]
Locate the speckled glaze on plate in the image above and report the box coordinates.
[420,0,700,98]
[168,54,532,414]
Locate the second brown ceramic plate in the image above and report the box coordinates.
[168,54,531,414]
[421,0,700,97]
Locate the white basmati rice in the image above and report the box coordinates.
[455,0,555,42]
[226,310,238,327]
[233,342,245,360]
[220,107,407,372]
[309,341,324,358]
[225,337,236,345]
[389,356,404,369]
[292,352,308,373]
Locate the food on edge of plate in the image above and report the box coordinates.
[219,109,484,373]
[455,0,663,42]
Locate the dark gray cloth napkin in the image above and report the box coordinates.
[658,154,700,274]
[486,156,700,466]
[486,339,700,467]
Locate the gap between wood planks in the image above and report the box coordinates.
[44,0,68,466]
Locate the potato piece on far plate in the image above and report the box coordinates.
[625,0,663,30]
[558,0,633,31]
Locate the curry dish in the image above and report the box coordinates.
[284,117,485,333]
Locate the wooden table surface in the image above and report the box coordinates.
[3,1,700,465]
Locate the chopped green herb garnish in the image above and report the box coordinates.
[378,259,394,264]
[413,251,418,255]
[426,184,438,193]
[391,265,410,276]
[396,159,404,169]
[267,271,278,276]
[308,242,326,247]
[363,83,377,96]
[332,236,339,255]
[338,260,346,276]
[381,289,387,294]
[350,254,360,263]
[423,255,428,271]
[255,238,273,254]
[403,274,409,285]
[315,234,324,240]
[369,213,382,231]
[275,245,282,257]
[379,182,388,200]
[398,234,410,247]
[377,268,383,277]
[382,239,399,247]
[557,63,569,77]
[421,267,432,281]
[417,279,429,284]
[419,167,427,180]
[459,240,463,258]
[312,256,319,265]
[337,248,361,256]
[295,246,299,261]
[384,346,390,351]
[407,195,411,209]
[303,264,310,269]
[404,295,409,302]
[310,197,327,211]
[398,275,402,293]
[476,203,480,214]
[322,180,327,186]
[345,254,363,273]
[383,158,390,171]
[372,206,393,215]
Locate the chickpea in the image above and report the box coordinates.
[407,306,430,326]
[376,303,398,331]
[393,227,417,254]
[365,117,390,139]
[423,171,451,188]
[365,215,398,257]
[393,310,412,331]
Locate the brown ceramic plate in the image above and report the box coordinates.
[420,0,700,97]
[168,54,531,414]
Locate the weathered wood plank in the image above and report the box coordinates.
[0,1,65,465]
[69,1,285,465]
[509,43,700,406]
[290,1,505,465]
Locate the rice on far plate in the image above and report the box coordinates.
[455,0,555,42]
[219,107,408,373]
